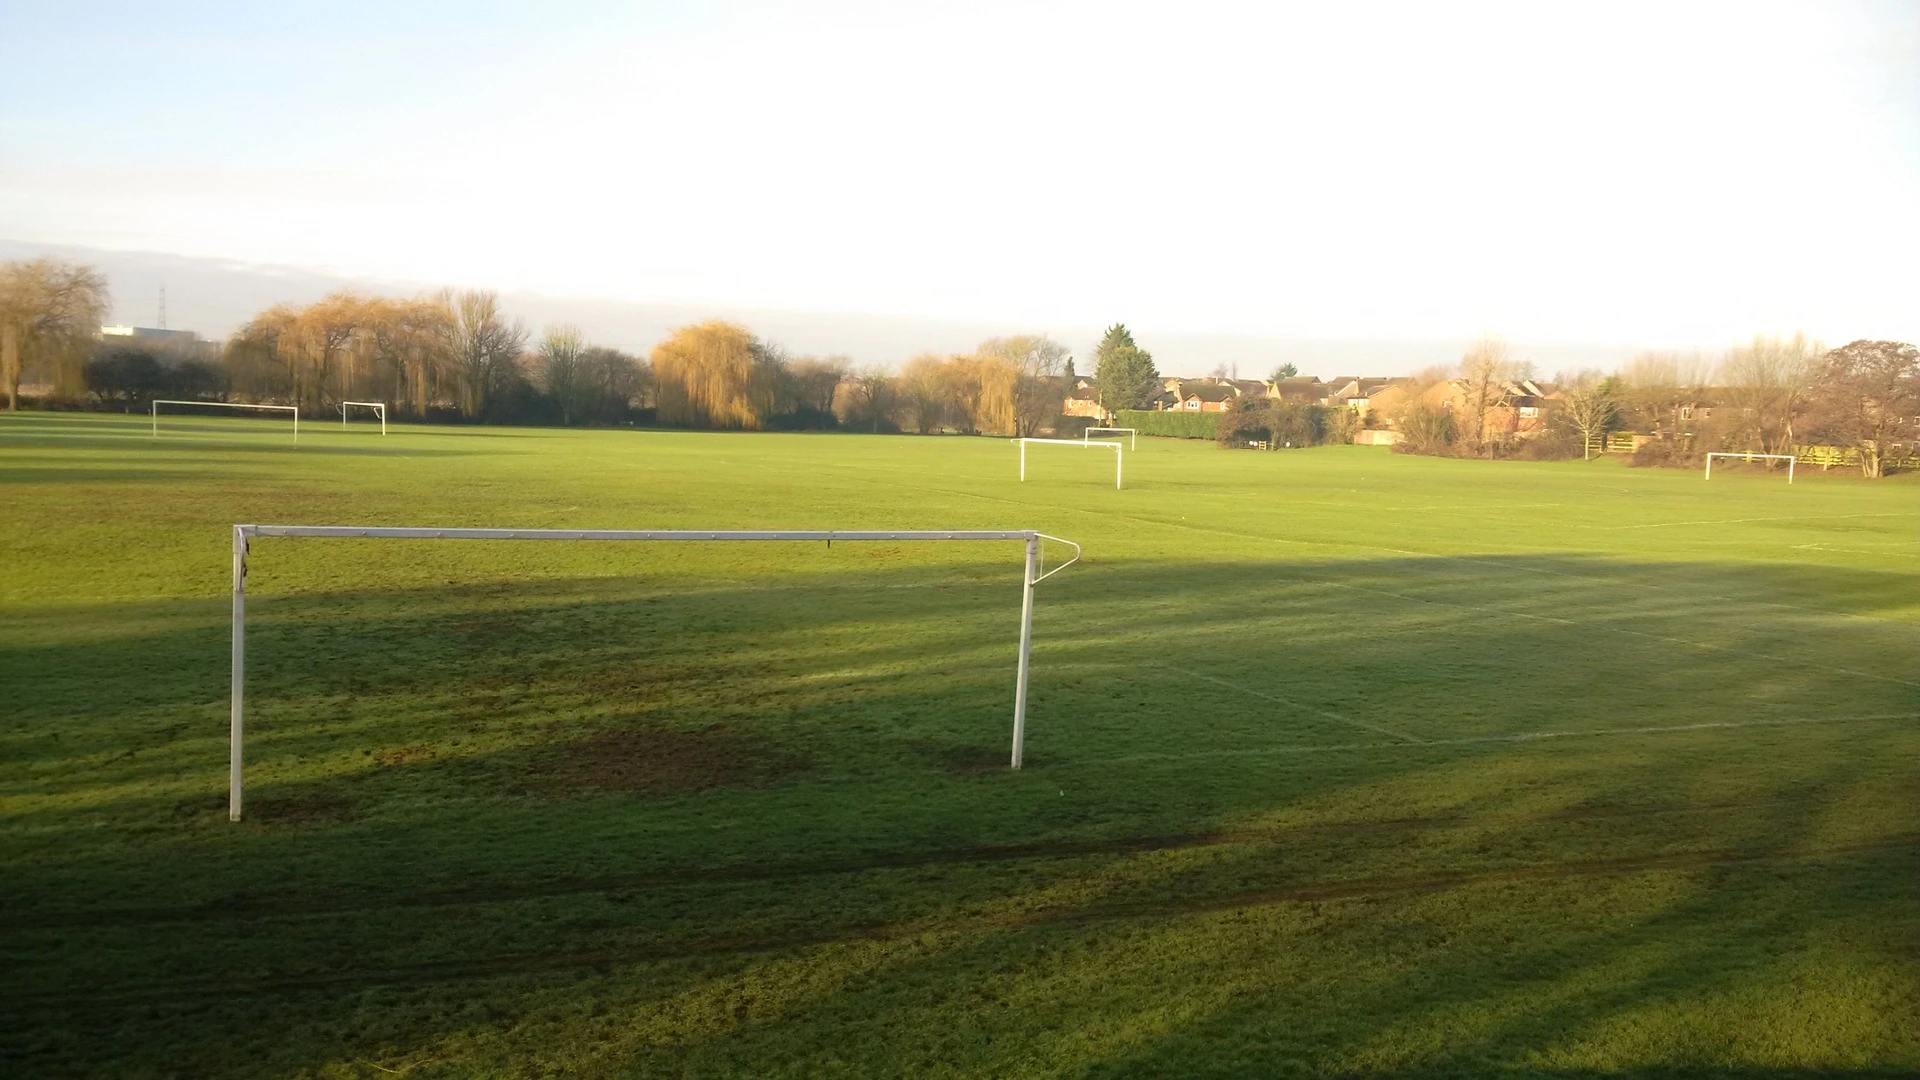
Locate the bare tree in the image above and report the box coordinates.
[539,324,590,425]
[0,258,111,408]
[837,366,894,432]
[1456,336,1516,455]
[1718,334,1820,455]
[1559,373,1619,459]
[1805,339,1919,478]
[1619,350,1711,435]
[788,355,852,418]
[447,290,529,418]
[582,346,647,423]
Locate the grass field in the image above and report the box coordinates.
[4,410,1918,1078]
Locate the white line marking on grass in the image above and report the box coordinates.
[1611,513,1910,530]
[1794,544,1920,560]
[1170,667,1426,743]
[1088,712,1920,766]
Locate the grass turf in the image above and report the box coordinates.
[2,410,1917,1078]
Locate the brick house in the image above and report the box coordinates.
[1061,377,1106,420]
[1267,377,1327,404]
[1166,381,1239,412]
[1412,377,1556,437]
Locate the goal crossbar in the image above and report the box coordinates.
[1017,438,1124,489]
[226,525,1082,821]
[341,401,387,435]
[153,400,299,441]
[1084,427,1137,450]
[1705,452,1795,483]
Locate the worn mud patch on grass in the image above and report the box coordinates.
[520,725,808,798]
[373,743,437,768]
[248,789,357,826]
[916,743,1013,777]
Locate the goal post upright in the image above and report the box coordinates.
[230,525,247,822]
[225,525,1081,821]
[340,401,387,435]
[1010,534,1038,769]
[1705,452,1795,484]
[153,400,299,442]
[1017,438,1124,489]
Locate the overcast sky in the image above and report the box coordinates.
[1,0,1915,355]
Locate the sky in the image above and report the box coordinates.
[1,0,1916,361]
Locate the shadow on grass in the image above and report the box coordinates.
[2,552,1917,1075]
[0,467,266,485]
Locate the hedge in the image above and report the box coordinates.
[1114,409,1219,439]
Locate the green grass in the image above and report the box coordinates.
[3,410,1917,1078]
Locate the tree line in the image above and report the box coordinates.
[7,256,1908,473]
[0,257,1104,436]
[1384,335,1917,477]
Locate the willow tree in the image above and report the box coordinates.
[652,320,779,429]
[979,335,1069,436]
[361,296,456,418]
[0,257,110,407]
[966,354,1019,435]
[281,292,368,411]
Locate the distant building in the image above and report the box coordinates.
[101,325,199,346]
[99,325,218,362]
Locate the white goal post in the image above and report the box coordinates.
[225,526,1081,821]
[152,400,299,441]
[1084,427,1137,450]
[1018,438,1124,489]
[1705,452,1795,483]
[341,401,387,434]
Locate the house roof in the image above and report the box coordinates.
[1178,381,1238,403]
[1269,377,1326,402]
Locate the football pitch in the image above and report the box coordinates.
[3,411,1917,1077]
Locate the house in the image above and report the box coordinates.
[1322,377,1402,410]
[1410,377,1556,437]
[1063,384,1106,420]
[1267,377,1327,404]
[1167,381,1239,412]
[1362,380,1416,423]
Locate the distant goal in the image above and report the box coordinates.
[1017,438,1124,489]
[1705,452,1795,484]
[224,526,1081,821]
[152,400,298,441]
[1084,427,1137,450]
[341,401,387,434]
